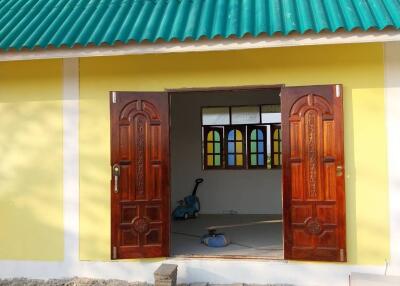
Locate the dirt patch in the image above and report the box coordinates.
[0,278,148,286]
[0,279,292,286]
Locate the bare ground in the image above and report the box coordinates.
[0,279,292,286]
[0,278,148,286]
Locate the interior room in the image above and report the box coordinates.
[170,88,283,258]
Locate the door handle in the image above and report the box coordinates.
[336,164,343,177]
[112,164,120,193]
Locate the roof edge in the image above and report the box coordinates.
[1,30,400,62]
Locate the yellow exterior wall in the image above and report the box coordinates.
[80,43,389,264]
[0,60,63,260]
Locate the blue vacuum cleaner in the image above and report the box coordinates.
[172,178,203,220]
[201,219,283,247]
[201,229,230,247]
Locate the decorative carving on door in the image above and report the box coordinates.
[136,116,145,196]
[306,109,318,198]
[133,217,150,234]
[305,217,322,235]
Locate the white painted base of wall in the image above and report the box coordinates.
[350,272,400,286]
[0,259,393,286]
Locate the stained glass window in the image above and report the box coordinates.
[204,128,223,168]
[248,127,266,167]
[271,125,282,167]
[201,104,281,170]
[226,128,245,167]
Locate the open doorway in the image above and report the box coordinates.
[170,87,283,258]
[109,85,345,261]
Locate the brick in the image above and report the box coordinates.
[154,264,178,286]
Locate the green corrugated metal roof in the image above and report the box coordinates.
[1,0,400,51]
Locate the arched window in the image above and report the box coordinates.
[201,103,282,170]
[204,128,222,168]
[226,128,245,168]
[271,125,282,167]
[248,127,266,167]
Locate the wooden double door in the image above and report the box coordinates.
[110,85,346,262]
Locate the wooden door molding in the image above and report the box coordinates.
[110,91,170,259]
[281,85,346,262]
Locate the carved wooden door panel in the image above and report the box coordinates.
[281,85,346,262]
[110,92,169,259]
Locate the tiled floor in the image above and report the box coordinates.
[171,214,283,258]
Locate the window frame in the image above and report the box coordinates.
[224,125,247,170]
[271,124,282,169]
[203,126,224,169]
[201,104,282,170]
[247,125,268,169]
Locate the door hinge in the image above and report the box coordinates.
[112,246,117,259]
[335,85,341,98]
[112,92,117,103]
[340,249,345,262]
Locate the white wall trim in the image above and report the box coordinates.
[1,30,400,62]
[62,58,80,266]
[0,258,390,286]
[384,42,400,273]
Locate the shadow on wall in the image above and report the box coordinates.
[79,98,112,260]
[0,98,63,260]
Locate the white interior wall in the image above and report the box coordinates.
[170,89,282,214]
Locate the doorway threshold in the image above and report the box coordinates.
[170,254,285,261]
